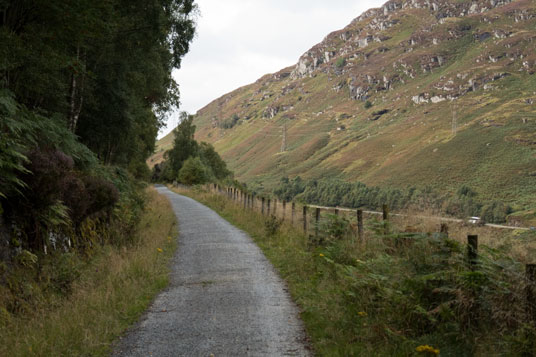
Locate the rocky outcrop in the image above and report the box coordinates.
[263,106,279,119]
[290,0,516,80]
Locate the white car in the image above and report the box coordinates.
[468,216,484,225]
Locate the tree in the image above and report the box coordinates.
[199,142,230,179]
[178,157,208,185]
[166,112,198,178]
[1,0,198,173]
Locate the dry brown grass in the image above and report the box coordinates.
[0,187,177,356]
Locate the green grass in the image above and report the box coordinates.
[0,187,177,356]
[176,186,536,356]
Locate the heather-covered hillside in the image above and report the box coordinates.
[155,0,536,219]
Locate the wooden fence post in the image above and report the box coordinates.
[303,206,307,234]
[467,235,478,269]
[261,197,265,215]
[243,192,247,210]
[273,199,277,217]
[357,209,363,242]
[527,264,536,323]
[282,200,286,221]
[440,223,449,238]
[382,204,389,220]
[382,204,389,235]
[291,202,295,225]
[267,199,271,216]
[315,208,320,237]
[334,208,339,216]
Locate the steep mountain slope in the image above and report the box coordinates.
[157,0,536,209]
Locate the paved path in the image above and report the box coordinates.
[113,186,310,356]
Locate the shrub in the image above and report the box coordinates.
[219,114,239,129]
[264,215,282,236]
[364,100,372,109]
[320,214,351,241]
[335,57,346,68]
[178,157,209,185]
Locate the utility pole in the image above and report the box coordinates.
[452,101,457,136]
[280,123,287,152]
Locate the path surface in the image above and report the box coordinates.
[113,186,310,356]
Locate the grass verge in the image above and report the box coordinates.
[0,187,177,356]
[173,185,536,356]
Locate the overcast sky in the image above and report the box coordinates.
[160,0,386,138]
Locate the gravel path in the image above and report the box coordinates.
[113,186,310,356]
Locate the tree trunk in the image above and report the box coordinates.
[68,47,85,133]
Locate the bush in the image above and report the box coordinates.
[264,215,282,236]
[364,100,372,109]
[335,57,346,68]
[320,214,351,241]
[178,157,209,185]
[219,114,239,129]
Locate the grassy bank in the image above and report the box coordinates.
[174,186,536,356]
[0,187,177,356]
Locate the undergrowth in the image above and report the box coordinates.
[0,187,177,356]
[177,186,536,356]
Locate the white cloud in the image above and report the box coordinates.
[161,0,386,137]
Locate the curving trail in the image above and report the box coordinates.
[113,186,310,356]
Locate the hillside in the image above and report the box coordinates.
[155,0,536,213]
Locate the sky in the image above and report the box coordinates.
[159,0,386,138]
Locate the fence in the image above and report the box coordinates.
[207,183,376,241]
[201,183,536,322]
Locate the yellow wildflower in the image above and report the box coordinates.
[416,345,439,355]
[357,311,367,317]
[157,248,163,253]
[319,253,324,257]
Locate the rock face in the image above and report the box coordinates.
[291,0,517,81]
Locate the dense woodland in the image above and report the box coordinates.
[0,0,197,318]
[0,0,196,249]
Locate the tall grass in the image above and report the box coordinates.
[176,186,536,356]
[0,187,177,356]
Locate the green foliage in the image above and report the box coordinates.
[219,114,240,129]
[364,100,372,109]
[1,0,197,172]
[165,112,199,179]
[275,178,511,223]
[319,214,351,241]
[199,142,231,180]
[178,156,208,185]
[273,176,305,201]
[154,113,232,184]
[264,215,282,236]
[335,57,346,68]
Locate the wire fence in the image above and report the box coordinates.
[196,183,536,325]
